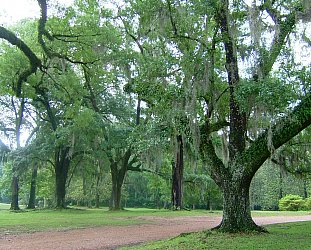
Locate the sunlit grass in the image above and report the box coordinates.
[121,221,311,250]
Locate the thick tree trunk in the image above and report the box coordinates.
[171,135,184,210]
[10,175,20,210]
[110,175,123,210]
[27,164,38,209]
[109,149,131,211]
[110,162,126,210]
[55,147,70,209]
[217,178,266,232]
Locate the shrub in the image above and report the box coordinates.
[303,197,311,211]
[278,195,305,211]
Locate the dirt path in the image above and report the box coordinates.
[1,215,311,250]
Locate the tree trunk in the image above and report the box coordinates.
[27,164,38,209]
[109,149,131,211]
[303,179,308,199]
[136,98,141,125]
[171,135,184,210]
[10,98,25,211]
[278,168,283,200]
[95,174,100,208]
[95,193,100,208]
[10,175,20,210]
[110,162,126,210]
[206,193,212,211]
[217,179,266,232]
[55,147,70,209]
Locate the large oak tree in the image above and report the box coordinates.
[118,0,311,232]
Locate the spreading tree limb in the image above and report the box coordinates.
[0,26,41,96]
[239,93,311,178]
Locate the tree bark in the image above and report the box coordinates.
[95,174,101,208]
[10,175,20,210]
[10,98,25,211]
[217,177,266,232]
[109,149,131,210]
[136,99,141,125]
[110,162,126,210]
[171,135,184,210]
[55,147,71,209]
[27,163,38,209]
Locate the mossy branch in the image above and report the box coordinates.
[259,6,299,77]
[0,26,41,96]
[239,94,311,178]
[37,0,95,65]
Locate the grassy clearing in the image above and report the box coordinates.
[0,206,144,234]
[122,221,311,250]
[0,203,309,236]
[0,205,220,234]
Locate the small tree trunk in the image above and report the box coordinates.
[27,164,38,209]
[95,175,100,208]
[206,193,211,211]
[136,99,141,125]
[171,135,184,210]
[10,175,20,210]
[303,179,308,199]
[278,168,283,200]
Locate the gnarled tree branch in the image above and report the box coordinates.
[0,26,41,96]
[240,93,311,178]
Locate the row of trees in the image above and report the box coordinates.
[0,0,311,232]
[1,156,309,211]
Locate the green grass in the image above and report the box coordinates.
[0,205,221,234]
[251,210,311,217]
[121,221,311,250]
[0,202,310,239]
[0,206,145,234]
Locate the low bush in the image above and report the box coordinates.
[278,195,305,211]
[303,197,311,210]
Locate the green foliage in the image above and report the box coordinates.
[304,197,311,210]
[250,161,309,210]
[235,77,295,114]
[0,162,13,201]
[278,195,305,211]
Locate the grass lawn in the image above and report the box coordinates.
[0,202,310,240]
[0,204,222,234]
[121,221,311,250]
[0,205,145,234]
